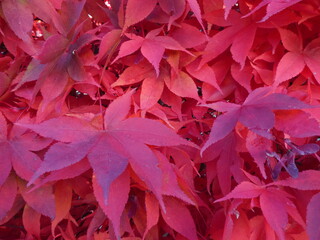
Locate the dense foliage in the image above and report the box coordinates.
[0,0,320,239]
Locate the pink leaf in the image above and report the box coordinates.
[0,112,7,139]
[20,181,56,219]
[37,34,69,64]
[2,0,33,41]
[260,0,302,22]
[223,0,238,19]
[28,139,95,186]
[0,174,17,221]
[278,28,301,52]
[274,52,305,86]
[201,109,240,153]
[239,106,275,131]
[141,40,165,77]
[113,117,196,147]
[117,139,164,210]
[230,24,257,69]
[161,197,198,240]
[22,205,41,239]
[104,89,135,129]
[17,116,98,142]
[143,193,159,239]
[140,77,164,110]
[275,110,320,138]
[274,170,320,190]
[111,61,155,87]
[186,0,206,33]
[307,192,320,240]
[58,0,86,35]
[170,23,206,49]
[97,29,122,62]
[215,182,264,202]
[246,131,272,179]
[260,190,288,240]
[123,0,157,31]
[164,71,200,100]
[186,59,221,92]
[88,134,129,205]
[112,37,144,63]
[93,170,130,238]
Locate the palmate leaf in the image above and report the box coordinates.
[201,87,314,153]
[18,90,197,238]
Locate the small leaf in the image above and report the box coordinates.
[215,181,264,202]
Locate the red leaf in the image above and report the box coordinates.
[88,134,129,205]
[278,28,301,52]
[17,116,98,142]
[113,117,196,147]
[223,0,238,19]
[117,139,164,209]
[201,109,240,153]
[164,71,200,100]
[201,26,236,65]
[0,174,17,221]
[37,34,70,64]
[39,159,90,186]
[304,38,320,84]
[215,181,264,202]
[58,0,86,35]
[275,110,320,138]
[140,77,164,110]
[112,37,144,63]
[230,24,257,69]
[22,205,41,239]
[52,181,72,237]
[97,29,122,62]
[186,59,221,92]
[159,0,185,29]
[273,170,320,190]
[246,90,312,110]
[19,181,56,219]
[246,131,272,179]
[260,190,288,240]
[307,192,320,240]
[141,40,165,77]
[123,0,157,31]
[0,145,11,188]
[2,0,33,41]
[274,52,305,86]
[243,0,302,22]
[0,112,7,138]
[216,133,240,195]
[104,89,135,129]
[161,197,198,240]
[0,72,10,97]
[28,140,94,186]
[93,170,130,238]
[155,150,194,204]
[170,23,206,49]
[143,193,159,239]
[111,61,155,87]
[202,87,313,152]
[239,106,275,130]
[186,0,206,33]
